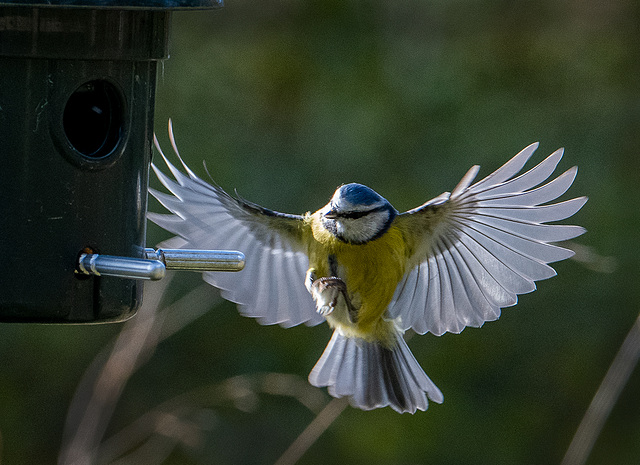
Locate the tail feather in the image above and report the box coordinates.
[309,330,443,414]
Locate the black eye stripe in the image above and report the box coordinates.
[337,211,369,219]
[336,205,386,219]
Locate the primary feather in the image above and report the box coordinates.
[149,129,321,328]
[388,143,587,335]
[149,125,586,414]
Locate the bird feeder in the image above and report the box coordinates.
[0,0,243,323]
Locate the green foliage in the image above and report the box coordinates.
[2,0,639,463]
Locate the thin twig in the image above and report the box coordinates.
[274,397,349,465]
[561,312,640,465]
[58,284,167,465]
[95,373,327,464]
[58,275,219,465]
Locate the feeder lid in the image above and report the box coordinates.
[0,0,222,9]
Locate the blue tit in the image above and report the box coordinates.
[149,124,587,414]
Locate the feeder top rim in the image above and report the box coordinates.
[0,0,222,9]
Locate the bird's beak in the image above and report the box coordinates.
[324,208,338,219]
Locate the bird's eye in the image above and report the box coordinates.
[339,210,370,220]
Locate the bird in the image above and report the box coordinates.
[148,122,587,414]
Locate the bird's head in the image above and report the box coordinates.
[320,183,398,244]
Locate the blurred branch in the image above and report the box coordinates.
[57,284,169,465]
[561,311,640,465]
[274,397,349,465]
[57,268,333,465]
[58,274,220,465]
[94,373,328,465]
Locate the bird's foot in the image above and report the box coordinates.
[311,277,357,322]
[312,276,347,293]
[311,277,347,317]
[318,305,334,317]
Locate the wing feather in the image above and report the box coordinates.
[464,148,564,200]
[483,167,577,206]
[149,127,322,328]
[444,236,500,322]
[434,244,459,333]
[390,144,586,335]
[441,242,483,328]
[454,234,517,306]
[462,142,539,195]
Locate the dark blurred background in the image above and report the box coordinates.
[1,0,639,464]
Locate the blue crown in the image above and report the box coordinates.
[340,183,384,206]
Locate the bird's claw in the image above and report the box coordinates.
[312,276,347,294]
[311,276,357,322]
[318,304,334,316]
[311,277,347,317]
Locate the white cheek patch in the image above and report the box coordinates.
[336,210,390,243]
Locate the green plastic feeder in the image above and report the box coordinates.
[0,0,241,323]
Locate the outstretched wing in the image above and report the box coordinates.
[389,143,587,336]
[148,124,322,327]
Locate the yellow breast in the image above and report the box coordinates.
[304,213,408,346]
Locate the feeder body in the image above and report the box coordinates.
[0,6,170,322]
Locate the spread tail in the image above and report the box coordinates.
[309,330,443,413]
